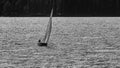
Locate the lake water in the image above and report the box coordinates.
[0,17,120,68]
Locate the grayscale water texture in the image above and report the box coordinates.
[0,17,120,68]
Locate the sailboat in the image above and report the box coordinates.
[37,8,53,46]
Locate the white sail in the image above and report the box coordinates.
[42,8,53,43]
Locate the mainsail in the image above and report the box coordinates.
[42,8,53,43]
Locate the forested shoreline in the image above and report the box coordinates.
[0,0,119,16]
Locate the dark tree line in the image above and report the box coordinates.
[0,0,120,16]
[0,0,53,16]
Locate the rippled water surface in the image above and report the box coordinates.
[0,17,120,68]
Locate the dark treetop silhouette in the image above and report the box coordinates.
[37,8,53,47]
[0,0,120,16]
